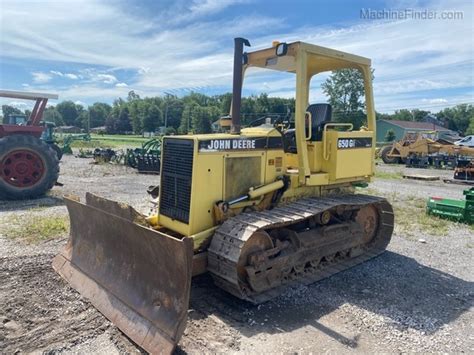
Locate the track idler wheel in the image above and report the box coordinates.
[237,231,274,286]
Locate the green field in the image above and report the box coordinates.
[67,134,152,149]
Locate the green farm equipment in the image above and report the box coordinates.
[426,188,474,224]
[61,133,91,154]
[40,121,63,160]
[125,137,161,173]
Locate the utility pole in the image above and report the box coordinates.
[164,91,173,129]
[188,106,191,133]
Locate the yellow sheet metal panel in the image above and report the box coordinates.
[225,156,262,199]
[189,153,226,235]
[158,214,192,236]
[158,130,281,237]
[307,141,324,172]
[322,131,374,181]
[305,173,329,185]
[265,149,285,181]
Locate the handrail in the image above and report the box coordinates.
[305,112,312,140]
[323,123,353,160]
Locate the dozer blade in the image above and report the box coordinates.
[53,193,193,354]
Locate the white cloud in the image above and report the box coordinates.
[31,71,52,83]
[50,70,64,76]
[115,82,128,87]
[423,98,448,104]
[8,101,29,109]
[187,0,246,19]
[3,0,471,112]
[49,70,78,79]
[95,74,117,84]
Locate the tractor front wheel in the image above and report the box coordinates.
[0,135,59,200]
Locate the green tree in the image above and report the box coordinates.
[2,105,22,123]
[56,101,79,126]
[165,127,176,135]
[322,69,365,114]
[105,116,117,134]
[411,109,431,122]
[162,98,184,129]
[376,111,392,120]
[43,106,64,125]
[437,104,473,134]
[255,93,270,114]
[321,68,369,128]
[127,90,140,102]
[179,103,197,134]
[219,93,232,115]
[385,129,396,142]
[466,117,474,135]
[191,106,213,134]
[88,102,112,128]
[116,106,132,133]
[143,104,162,133]
[392,109,413,121]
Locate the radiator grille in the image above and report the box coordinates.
[159,138,194,223]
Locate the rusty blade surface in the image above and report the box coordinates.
[52,193,193,354]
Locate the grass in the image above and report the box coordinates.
[387,192,450,238]
[357,188,452,238]
[2,214,69,243]
[90,134,150,142]
[70,140,112,149]
[394,203,450,238]
[67,134,150,149]
[374,170,403,180]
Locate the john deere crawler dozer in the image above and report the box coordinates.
[53,38,394,353]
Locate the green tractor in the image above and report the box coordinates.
[427,188,474,224]
[40,121,63,160]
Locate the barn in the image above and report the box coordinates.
[376,119,455,142]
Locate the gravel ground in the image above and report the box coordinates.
[0,156,472,354]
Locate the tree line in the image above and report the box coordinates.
[2,69,473,135]
[1,91,295,135]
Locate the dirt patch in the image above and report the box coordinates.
[0,252,108,353]
[0,157,472,353]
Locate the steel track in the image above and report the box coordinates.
[208,194,394,304]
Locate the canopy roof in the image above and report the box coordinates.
[246,41,371,76]
[0,89,58,100]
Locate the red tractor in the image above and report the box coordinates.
[0,90,60,200]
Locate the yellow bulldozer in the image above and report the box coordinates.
[53,38,394,353]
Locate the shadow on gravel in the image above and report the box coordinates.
[0,195,64,212]
[180,251,473,351]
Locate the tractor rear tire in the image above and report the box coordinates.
[381,145,399,164]
[49,143,63,160]
[0,135,59,200]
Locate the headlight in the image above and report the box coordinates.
[276,42,288,56]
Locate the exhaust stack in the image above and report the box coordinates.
[231,37,250,135]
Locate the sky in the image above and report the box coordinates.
[0,0,473,113]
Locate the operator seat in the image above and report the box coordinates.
[283,103,332,153]
[307,103,332,141]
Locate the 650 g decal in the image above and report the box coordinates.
[337,137,372,149]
